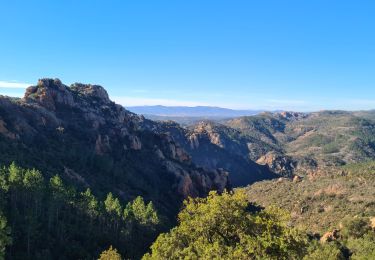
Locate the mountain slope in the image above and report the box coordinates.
[153,120,277,186]
[246,161,375,233]
[224,111,375,175]
[0,78,229,216]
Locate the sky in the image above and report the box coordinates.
[0,1,375,111]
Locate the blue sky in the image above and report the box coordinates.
[0,1,375,111]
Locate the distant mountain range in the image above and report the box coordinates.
[127,105,265,118]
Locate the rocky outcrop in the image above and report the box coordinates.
[70,83,110,104]
[192,122,225,148]
[189,133,200,149]
[256,152,296,177]
[370,217,375,229]
[25,78,75,110]
[292,175,302,183]
[320,229,340,243]
[279,111,307,121]
[95,135,111,155]
[165,160,228,198]
[129,135,142,150]
[153,120,277,187]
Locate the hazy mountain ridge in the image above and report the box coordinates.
[127,105,263,117]
[127,105,267,125]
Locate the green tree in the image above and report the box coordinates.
[98,245,122,260]
[346,232,375,260]
[104,193,122,217]
[0,163,161,259]
[143,190,307,259]
[0,167,9,193]
[8,162,23,185]
[303,241,345,260]
[341,217,371,239]
[130,196,159,225]
[23,169,44,191]
[0,212,11,260]
[23,169,44,258]
[81,188,99,218]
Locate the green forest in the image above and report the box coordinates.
[0,163,374,259]
[0,163,161,259]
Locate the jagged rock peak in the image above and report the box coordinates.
[23,78,112,110]
[24,78,74,110]
[24,78,67,96]
[278,111,307,120]
[70,83,110,104]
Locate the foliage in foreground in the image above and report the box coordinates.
[1,163,375,259]
[143,190,375,260]
[143,190,308,259]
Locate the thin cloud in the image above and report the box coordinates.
[0,81,31,89]
[112,96,210,107]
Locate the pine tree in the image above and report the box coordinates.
[104,193,122,217]
[0,212,11,260]
[98,245,122,260]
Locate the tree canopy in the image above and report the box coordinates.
[0,163,161,259]
[143,190,307,259]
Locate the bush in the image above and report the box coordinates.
[303,241,346,260]
[341,218,371,239]
[143,190,307,259]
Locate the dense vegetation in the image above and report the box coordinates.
[246,161,375,233]
[0,163,161,259]
[143,190,375,259]
[0,163,374,259]
[224,111,375,174]
[143,190,307,259]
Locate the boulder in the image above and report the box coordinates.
[320,229,340,243]
[293,175,302,183]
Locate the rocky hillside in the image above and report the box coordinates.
[152,120,276,187]
[245,161,375,234]
[0,78,229,216]
[150,109,375,183]
[224,110,375,175]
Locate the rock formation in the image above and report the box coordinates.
[0,78,230,216]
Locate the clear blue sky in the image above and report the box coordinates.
[0,1,374,111]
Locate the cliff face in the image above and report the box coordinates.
[0,78,229,215]
[152,120,276,187]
